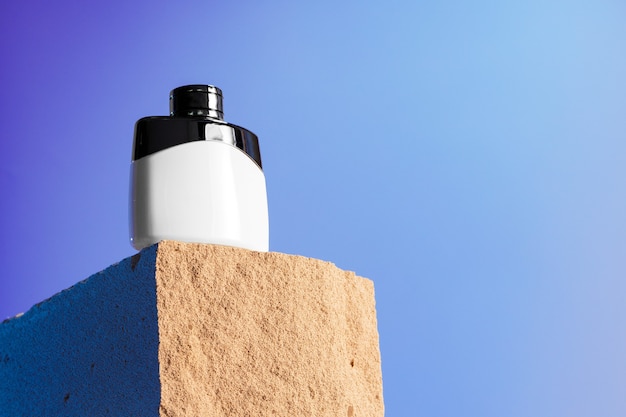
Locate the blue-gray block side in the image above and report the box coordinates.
[0,245,160,417]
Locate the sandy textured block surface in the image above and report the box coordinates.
[156,241,383,416]
[0,241,383,416]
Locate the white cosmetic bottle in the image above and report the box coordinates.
[130,85,269,251]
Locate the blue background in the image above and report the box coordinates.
[1,1,625,415]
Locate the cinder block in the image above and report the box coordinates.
[0,241,384,416]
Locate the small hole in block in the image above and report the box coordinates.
[350,359,355,367]
[131,253,141,271]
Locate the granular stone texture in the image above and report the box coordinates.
[155,241,384,417]
[0,241,384,416]
[0,246,161,417]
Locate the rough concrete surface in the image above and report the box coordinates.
[156,241,384,417]
[0,241,384,416]
[0,246,160,417]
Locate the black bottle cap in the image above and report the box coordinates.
[133,85,262,169]
[169,85,224,119]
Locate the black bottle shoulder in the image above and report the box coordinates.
[132,116,262,169]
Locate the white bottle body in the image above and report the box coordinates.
[130,140,269,251]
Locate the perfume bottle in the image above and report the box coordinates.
[130,85,269,251]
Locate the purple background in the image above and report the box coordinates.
[2,1,626,415]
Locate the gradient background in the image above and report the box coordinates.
[1,1,625,415]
